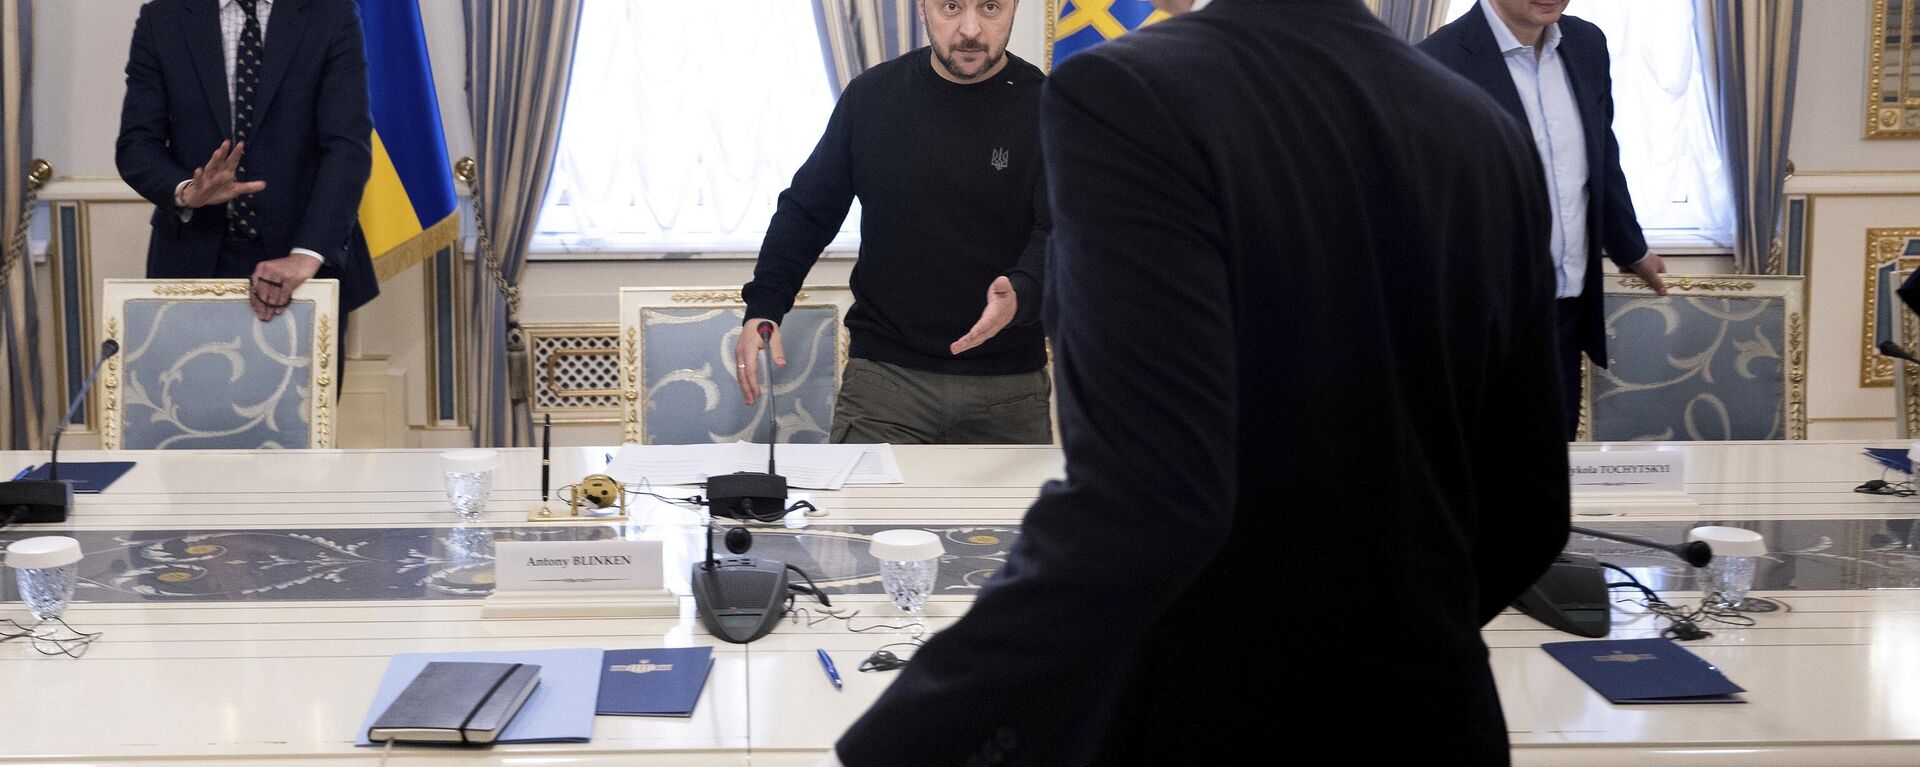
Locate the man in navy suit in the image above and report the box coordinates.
[117,0,377,325]
[824,0,1569,764]
[1421,0,1666,439]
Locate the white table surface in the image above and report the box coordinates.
[2,442,1918,765]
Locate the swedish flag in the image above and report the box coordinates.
[355,0,458,282]
[1047,0,1171,69]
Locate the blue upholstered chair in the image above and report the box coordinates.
[100,279,339,449]
[1583,275,1805,441]
[617,286,853,444]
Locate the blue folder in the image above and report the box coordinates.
[12,462,135,493]
[597,647,714,717]
[1865,448,1911,474]
[356,648,602,745]
[1543,638,1745,704]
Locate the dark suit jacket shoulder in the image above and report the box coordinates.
[833,1,1569,764]
[116,0,378,311]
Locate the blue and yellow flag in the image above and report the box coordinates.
[355,0,459,282]
[1047,0,1171,69]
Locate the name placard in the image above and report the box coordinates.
[1568,452,1685,493]
[493,540,663,592]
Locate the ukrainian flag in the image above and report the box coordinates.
[355,0,459,282]
[1047,0,1171,69]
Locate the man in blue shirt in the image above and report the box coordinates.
[1422,0,1668,439]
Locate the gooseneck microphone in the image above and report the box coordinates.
[705,322,789,522]
[691,321,796,643]
[1569,525,1714,568]
[51,339,121,482]
[1,339,119,526]
[1514,527,1715,638]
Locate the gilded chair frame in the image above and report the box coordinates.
[99,279,339,449]
[1582,274,1806,441]
[1891,278,1920,438]
[616,286,854,445]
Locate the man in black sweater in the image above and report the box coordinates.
[735,0,1051,445]
[827,0,1569,764]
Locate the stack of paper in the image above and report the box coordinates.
[607,442,902,490]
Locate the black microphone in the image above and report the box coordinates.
[1513,526,1715,638]
[0,340,118,526]
[1569,525,1713,567]
[690,321,796,644]
[759,322,777,475]
[704,322,789,522]
[1879,340,1920,365]
[51,339,120,482]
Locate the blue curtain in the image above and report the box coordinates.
[1364,0,1453,43]
[1701,0,1803,275]
[463,0,584,446]
[812,0,925,96]
[0,0,46,450]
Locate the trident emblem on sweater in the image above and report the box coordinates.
[990,148,1010,171]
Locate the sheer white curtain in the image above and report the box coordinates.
[1443,0,1735,249]
[534,0,859,255]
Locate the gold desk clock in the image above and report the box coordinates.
[528,473,631,522]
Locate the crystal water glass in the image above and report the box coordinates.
[870,529,945,613]
[441,449,498,520]
[6,536,83,621]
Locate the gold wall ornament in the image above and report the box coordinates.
[26,159,51,188]
[454,156,476,184]
[1859,228,1920,387]
[102,317,122,450]
[153,282,250,297]
[1868,0,1920,138]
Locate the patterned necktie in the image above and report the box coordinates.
[229,0,264,240]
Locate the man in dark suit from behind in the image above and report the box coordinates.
[117,0,378,328]
[1420,0,1667,440]
[824,0,1570,764]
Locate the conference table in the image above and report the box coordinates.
[1,441,1917,765]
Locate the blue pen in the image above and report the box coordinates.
[816,648,843,690]
[10,466,29,480]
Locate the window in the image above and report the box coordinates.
[1444,0,1735,250]
[533,0,859,257]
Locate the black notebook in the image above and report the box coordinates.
[367,661,542,744]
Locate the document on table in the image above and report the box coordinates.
[605,443,730,486]
[604,442,901,489]
[847,443,904,484]
[713,442,861,490]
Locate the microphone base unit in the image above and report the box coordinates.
[706,471,788,521]
[1513,554,1611,638]
[0,481,72,524]
[690,556,792,644]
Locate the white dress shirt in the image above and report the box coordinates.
[1480,0,1587,299]
[176,0,324,264]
